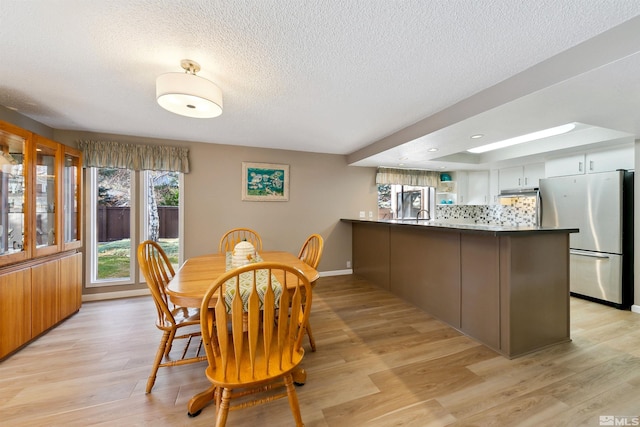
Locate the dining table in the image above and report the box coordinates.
[165,250,319,417]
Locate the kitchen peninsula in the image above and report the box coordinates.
[342,219,578,358]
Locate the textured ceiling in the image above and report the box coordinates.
[1,1,640,169]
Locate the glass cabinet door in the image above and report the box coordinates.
[33,136,61,256]
[62,147,82,250]
[0,123,29,264]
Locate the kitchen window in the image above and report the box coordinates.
[378,184,435,220]
[375,167,439,219]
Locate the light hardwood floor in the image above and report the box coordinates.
[2,274,640,426]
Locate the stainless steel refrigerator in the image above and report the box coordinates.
[540,170,634,308]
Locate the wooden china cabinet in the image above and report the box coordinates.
[0,120,82,360]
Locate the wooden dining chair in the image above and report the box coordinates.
[298,233,324,270]
[297,233,324,352]
[200,262,312,427]
[137,240,207,394]
[218,227,263,253]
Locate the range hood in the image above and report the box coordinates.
[499,187,539,197]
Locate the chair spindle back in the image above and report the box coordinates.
[200,262,311,383]
[218,227,263,253]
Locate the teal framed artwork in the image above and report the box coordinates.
[242,162,290,201]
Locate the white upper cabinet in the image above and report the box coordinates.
[524,163,545,187]
[489,169,500,204]
[545,154,586,177]
[498,163,545,191]
[586,147,634,173]
[498,166,521,190]
[466,170,489,204]
[456,171,468,204]
[545,146,634,178]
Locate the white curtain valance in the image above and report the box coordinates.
[375,167,439,187]
[77,140,190,173]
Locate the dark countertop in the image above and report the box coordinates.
[341,218,578,236]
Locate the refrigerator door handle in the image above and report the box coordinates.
[570,249,610,259]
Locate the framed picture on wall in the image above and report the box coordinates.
[241,162,290,201]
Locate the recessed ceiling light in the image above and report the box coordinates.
[427,148,439,152]
[470,134,484,139]
[467,123,576,154]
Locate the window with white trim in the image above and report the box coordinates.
[86,167,182,287]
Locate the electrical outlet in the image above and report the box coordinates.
[359,211,365,218]
[346,260,352,268]
[368,211,373,218]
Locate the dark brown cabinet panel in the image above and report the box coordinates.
[352,222,390,290]
[349,220,571,358]
[460,233,500,349]
[390,227,461,327]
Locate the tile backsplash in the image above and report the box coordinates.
[435,196,538,226]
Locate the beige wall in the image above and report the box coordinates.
[52,129,377,295]
[180,140,377,265]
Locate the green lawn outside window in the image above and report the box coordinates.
[97,238,179,279]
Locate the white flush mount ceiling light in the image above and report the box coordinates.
[156,59,223,118]
[467,123,576,154]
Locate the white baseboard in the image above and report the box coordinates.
[82,288,150,302]
[319,269,353,277]
[631,305,640,314]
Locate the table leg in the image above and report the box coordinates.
[187,385,216,417]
